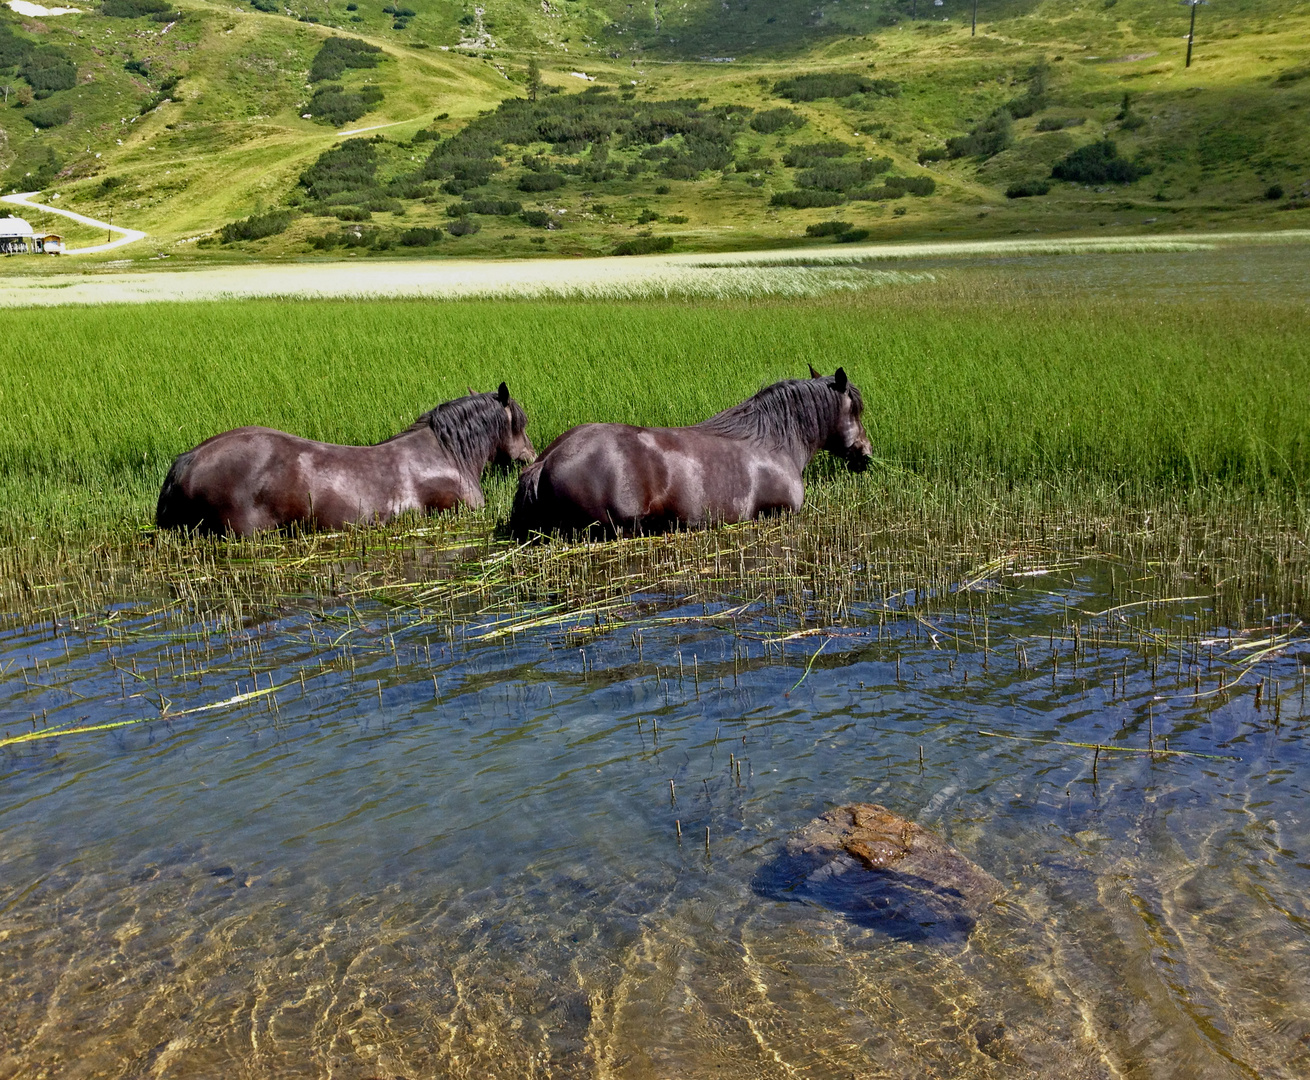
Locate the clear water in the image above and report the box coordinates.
[3,559,1309,1079]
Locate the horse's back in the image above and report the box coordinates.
[155,426,319,535]
[510,422,800,537]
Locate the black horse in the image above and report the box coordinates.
[157,384,535,536]
[509,367,870,538]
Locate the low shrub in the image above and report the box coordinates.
[750,107,802,134]
[636,209,660,224]
[517,171,565,192]
[447,198,521,216]
[519,209,552,227]
[770,190,845,208]
[665,214,688,223]
[308,83,384,126]
[805,220,853,237]
[613,235,674,256]
[883,174,934,196]
[1050,139,1150,184]
[334,206,371,221]
[101,0,169,15]
[782,141,852,168]
[447,216,480,236]
[849,185,904,201]
[398,226,442,246]
[944,110,1013,160]
[1006,179,1051,198]
[310,37,382,82]
[19,48,76,93]
[25,98,71,129]
[1265,184,1284,200]
[836,228,870,243]
[773,73,899,102]
[796,158,892,192]
[1035,116,1084,132]
[219,209,296,243]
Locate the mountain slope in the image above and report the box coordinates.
[1,0,1306,258]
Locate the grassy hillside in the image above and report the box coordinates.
[0,0,1306,258]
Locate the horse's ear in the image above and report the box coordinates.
[808,363,823,379]
[497,381,510,406]
[467,385,477,396]
[833,367,848,393]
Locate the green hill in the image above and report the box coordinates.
[1,0,1307,258]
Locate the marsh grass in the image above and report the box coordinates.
[1,281,1307,541]
[3,465,1306,754]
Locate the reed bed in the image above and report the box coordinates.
[1,279,1307,544]
[3,468,1306,753]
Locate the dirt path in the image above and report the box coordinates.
[0,191,147,255]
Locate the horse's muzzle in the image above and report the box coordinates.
[846,452,871,473]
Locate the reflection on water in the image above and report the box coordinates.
[2,558,1309,1078]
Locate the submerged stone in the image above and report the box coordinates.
[754,803,1003,942]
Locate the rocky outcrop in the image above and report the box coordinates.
[754,803,1003,942]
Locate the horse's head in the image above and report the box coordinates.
[492,382,537,466]
[814,366,872,471]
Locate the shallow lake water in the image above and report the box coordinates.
[2,556,1309,1079]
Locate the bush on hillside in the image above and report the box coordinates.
[773,73,899,102]
[25,98,71,128]
[836,228,870,243]
[1004,62,1048,119]
[1035,116,1083,132]
[770,190,845,208]
[796,158,892,192]
[882,174,934,196]
[220,209,296,243]
[399,226,442,246]
[250,0,278,11]
[518,171,565,191]
[1050,139,1149,184]
[1006,179,1051,198]
[750,107,803,134]
[613,235,674,255]
[310,37,382,82]
[446,198,521,216]
[805,220,854,237]
[520,209,553,227]
[850,184,903,201]
[101,0,170,15]
[19,48,76,94]
[308,83,383,126]
[299,138,383,200]
[782,141,853,168]
[947,110,1014,159]
[446,216,480,236]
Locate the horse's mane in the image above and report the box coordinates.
[694,377,862,449]
[384,392,524,470]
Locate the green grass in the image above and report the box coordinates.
[1,0,1306,258]
[0,271,1306,540]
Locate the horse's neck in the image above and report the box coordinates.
[699,388,829,472]
[428,415,501,476]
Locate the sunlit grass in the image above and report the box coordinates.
[0,279,1306,543]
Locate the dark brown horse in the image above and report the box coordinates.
[509,367,871,539]
[157,384,535,536]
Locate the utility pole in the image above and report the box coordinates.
[971,0,977,36]
[1179,0,1206,68]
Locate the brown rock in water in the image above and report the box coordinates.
[754,803,1003,941]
